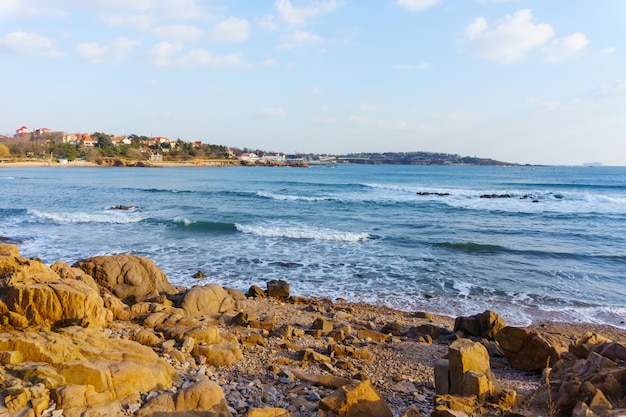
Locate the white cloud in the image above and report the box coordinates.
[211,18,250,43]
[75,37,140,64]
[359,103,377,112]
[392,62,432,70]
[279,31,323,48]
[274,0,340,26]
[601,47,616,55]
[544,32,589,62]
[261,59,278,67]
[259,107,287,116]
[178,49,248,69]
[152,24,205,41]
[463,9,554,63]
[0,0,65,18]
[526,96,585,112]
[397,0,440,12]
[65,0,152,12]
[106,14,153,30]
[259,14,278,31]
[146,41,184,67]
[0,31,63,57]
[156,0,213,21]
[597,78,626,97]
[0,0,21,17]
[309,116,336,125]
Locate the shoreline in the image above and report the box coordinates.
[1,245,626,416]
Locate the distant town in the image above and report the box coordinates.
[0,125,518,166]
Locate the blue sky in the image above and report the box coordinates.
[1,0,624,165]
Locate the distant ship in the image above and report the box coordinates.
[582,162,602,167]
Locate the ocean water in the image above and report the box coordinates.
[1,164,625,328]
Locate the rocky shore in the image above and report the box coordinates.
[1,243,625,417]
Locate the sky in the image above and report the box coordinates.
[0,0,624,165]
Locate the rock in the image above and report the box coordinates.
[290,370,355,388]
[73,254,177,300]
[244,408,297,417]
[249,319,275,332]
[247,285,266,298]
[180,284,236,318]
[453,310,506,340]
[407,324,443,340]
[299,348,331,363]
[1,248,112,328]
[329,344,373,360]
[192,342,243,366]
[318,379,393,417]
[192,270,206,279]
[242,333,268,347]
[267,280,290,299]
[390,381,416,394]
[381,321,403,336]
[0,327,177,413]
[447,338,493,397]
[432,395,477,416]
[495,326,569,371]
[357,329,390,343]
[434,360,450,395]
[312,317,333,333]
[130,329,163,347]
[137,379,232,416]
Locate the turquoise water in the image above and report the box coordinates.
[1,164,625,327]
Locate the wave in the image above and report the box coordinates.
[170,218,237,232]
[28,209,148,224]
[122,187,195,194]
[256,191,333,202]
[435,242,508,254]
[433,241,626,263]
[235,223,370,242]
[361,183,626,214]
[0,208,28,217]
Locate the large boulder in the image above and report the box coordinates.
[180,284,236,318]
[317,379,393,417]
[447,338,493,398]
[453,310,506,340]
[73,254,177,300]
[137,379,232,417]
[0,326,177,415]
[0,245,112,328]
[495,326,570,371]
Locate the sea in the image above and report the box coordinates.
[1,164,625,328]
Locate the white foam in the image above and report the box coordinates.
[173,217,195,226]
[235,223,370,242]
[256,191,332,202]
[29,209,146,224]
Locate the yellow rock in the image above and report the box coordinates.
[318,379,393,417]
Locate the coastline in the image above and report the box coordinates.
[1,244,626,416]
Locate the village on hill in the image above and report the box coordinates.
[0,125,516,167]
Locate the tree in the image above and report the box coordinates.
[50,143,80,161]
[0,143,9,157]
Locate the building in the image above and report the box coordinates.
[15,126,29,136]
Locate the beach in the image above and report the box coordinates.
[2,244,626,416]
